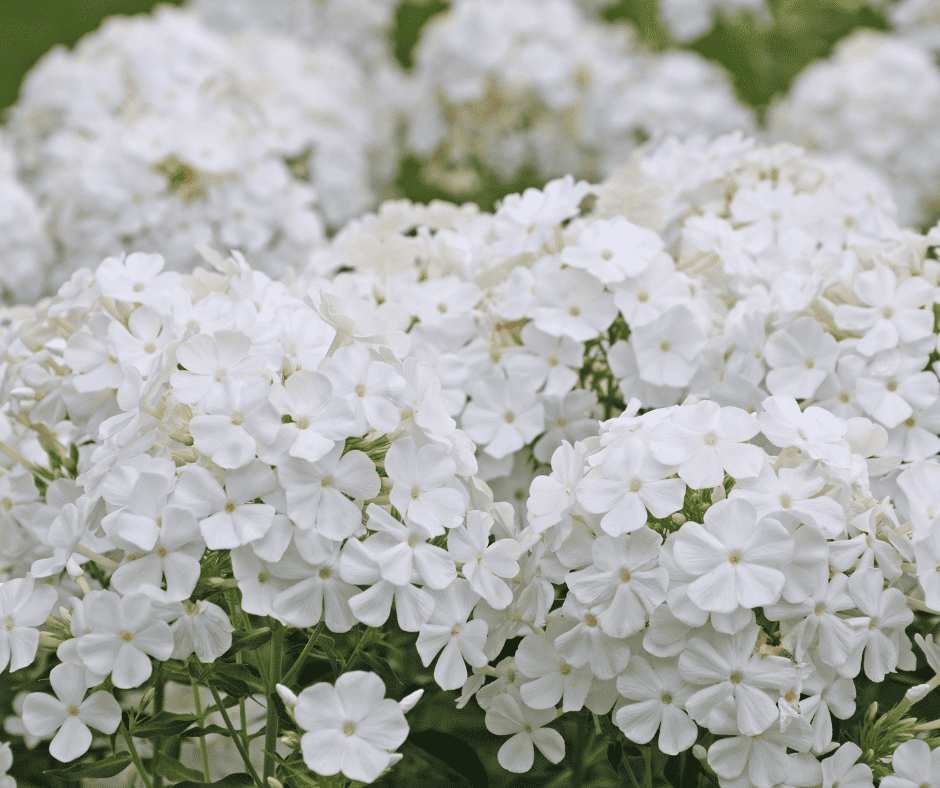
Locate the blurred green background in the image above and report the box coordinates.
[0,0,890,115]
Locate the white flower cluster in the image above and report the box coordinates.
[5,6,389,295]
[455,395,937,783]
[656,0,769,42]
[0,133,53,305]
[0,244,514,782]
[768,28,940,226]
[301,133,939,512]
[405,0,755,194]
[185,0,401,71]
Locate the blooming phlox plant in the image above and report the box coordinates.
[5,5,397,297]
[0,243,521,787]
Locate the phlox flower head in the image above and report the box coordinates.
[293,670,409,784]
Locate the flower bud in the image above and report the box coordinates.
[399,689,424,713]
[276,684,298,711]
[905,683,932,704]
[692,744,707,760]
[267,779,284,788]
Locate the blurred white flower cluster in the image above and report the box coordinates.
[404,0,755,194]
[5,6,394,292]
[0,133,53,304]
[656,0,769,42]
[768,28,940,226]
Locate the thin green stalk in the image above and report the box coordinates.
[644,748,653,788]
[153,671,165,788]
[206,681,264,788]
[191,677,211,782]
[281,622,324,687]
[120,722,154,788]
[620,752,644,788]
[264,625,285,783]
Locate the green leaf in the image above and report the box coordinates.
[130,710,199,738]
[228,626,272,654]
[44,753,133,780]
[180,724,234,738]
[209,672,251,699]
[173,773,255,788]
[153,752,205,783]
[213,662,265,693]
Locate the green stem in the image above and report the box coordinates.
[264,624,285,783]
[153,671,165,788]
[281,622,324,687]
[191,677,212,782]
[120,722,154,788]
[620,752,644,788]
[344,627,370,673]
[206,681,264,788]
[643,747,653,788]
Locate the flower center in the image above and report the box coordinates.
[702,431,718,446]
[814,603,826,616]
[68,704,81,716]
[880,306,894,319]
[295,415,310,430]
[886,380,898,392]
[619,569,631,583]
[157,547,168,558]
[601,249,614,261]
[144,343,157,354]
[546,354,559,367]
[905,417,916,428]
[637,290,649,303]
[3,618,13,632]
[120,631,134,643]
[230,411,245,426]
[224,500,237,513]
[555,418,568,428]
[729,672,743,685]
[568,305,581,317]
[661,693,672,704]
[559,663,572,675]
[450,624,461,636]
[437,303,448,314]
[504,411,515,424]
[659,340,672,353]
[133,282,146,293]
[321,477,333,489]
[0,498,11,511]
[411,485,421,500]
[319,566,331,579]
[355,383,367,398]
[779,493,792,509]
[838,391,850,403]
[258,571,268,584]
[803,358,814,369]
[214,367,227,382]
[628,477,643,493]
[342,721,356,737]
[728,551,742,565]
[585,614,597,627]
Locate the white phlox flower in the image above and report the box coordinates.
[385,436,466,532]
[577,437,686,535]
[514,619,595,712]
[882,739,940,788]
[415,579,489,690]
[678,623,797,736]
[484,693,565,774]
[294,670,410,784]
[448,510,522,610]
[565,526,669,639]
[169,598,235,662]
[174,462,277,550]
[0,574,58,673]
[648,400,763,490]
[75,591,174,689]
[21,662,121,762]
[672,498,794,615]
[462,374,545,460]
[278,444,379,540]
[615,654,698,755]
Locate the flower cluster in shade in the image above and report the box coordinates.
[403,0,755,194]
[3,6,398,295]
[0,243,513,781]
